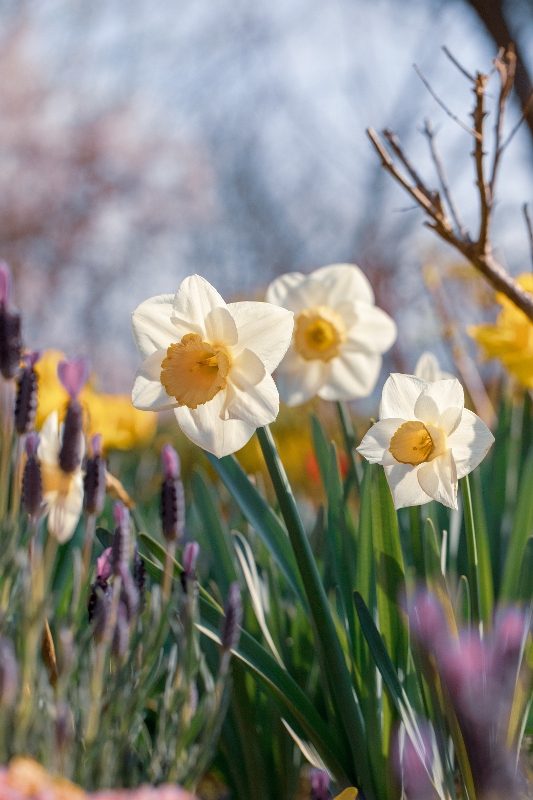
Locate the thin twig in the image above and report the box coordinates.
[472,73,491,251]
[500,88,533,151]
[442,46,476,83]
[524,203,533,270]
[383,129,436,204]
[414,64,478,136]
[424,119,468,239]
[490,46,516,193]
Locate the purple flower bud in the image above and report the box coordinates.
[91,579,112,641]
[133,547,146,609]
[392,725,437,800]
[310,769,331,800]
[14,356,39,434]
[0,637,18,708]
[111,503,130,573]
[221,582,242,653]
[161,443,181,480]
[84,443,106,516]
[0,306,22,380]
[22,439,42,518]
[91,433,103,458]
[57,357,89,400]
[0,262,12,305]
[161,475,185,544]
[118,563,140,621]
[58,399,83,474]
[183,541,199,577]
[112,603,130,660]
[409,589,449,654]
[96,548,113,582]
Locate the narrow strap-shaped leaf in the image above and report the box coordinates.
[517,537,533,602]
[501,443,533,601]
[460,475,482,633]
[206,451,307,608]
[311,414,331,488]
[192,469,237,597]
[469,469,493,626]
[336,401,361,496]
[256,426,370,792]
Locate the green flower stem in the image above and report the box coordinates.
[0,378,14,523]
[336,401,361,494]
[460,474,482,634]
[409,506,424,578]
[256,425,369,790]
[162,540,177,602]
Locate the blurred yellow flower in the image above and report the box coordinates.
[35,350,156,451]
[333,790,358,800]
[468,274,533,388]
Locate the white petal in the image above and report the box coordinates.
[380,374,428,420]
[447,408,495,479]
[283,277,328,314]
[311,263,375,306]
[436,406,462,437]
[357,418,406,464]
[227,301,294,372]
[318,351,382,401]
[38,412,60,465]
[417,449,458,509]
[414,379,464,424]
[131,350,178,411]
[171,275,227,339]
[344,302,397,354]
[275,349,330,406]
[175,391,255,457]
[225,364,279,428]
[266,272,306,307]
[204,306,238,346]
[131,294,177,359]
[384,463,432,509]
[47,472,84,543]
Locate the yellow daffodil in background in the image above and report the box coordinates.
[468,273,533,387]
[35,350,156,451]
[266,263,397,406]
[131,274,293,458]
[333,790,358,800]
[38,411,84,543]
[357,373,494,509]
[414,352,454,382]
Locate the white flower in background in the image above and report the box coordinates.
[357,373,494,510]
[414,352,454,382]
[266,263,397,406]
[38,411,84,543]
[131,274,294,458]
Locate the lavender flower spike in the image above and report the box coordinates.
[161,443,181,480]
[310,769,332,800]
[0,262,12,305]
[15,351,40,435]
[0,262,22,380]
[22,433,42,518]
[160,443,185,543]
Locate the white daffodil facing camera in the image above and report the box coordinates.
[131,275,294,458]
[357,373,494,509]
[266,263,397,406]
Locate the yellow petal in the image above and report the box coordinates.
[333,789,358,800]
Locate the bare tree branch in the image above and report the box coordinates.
[524,203,533,270]
[423,119,467,239]
[413,64,477,136]
[442,46,476,83]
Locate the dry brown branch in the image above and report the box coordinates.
[524,204,533,269]
[442,46,476,83]
[491,46,516,191]
[413,64,477,136]
[423,119,467,239]
[367,46,533,323]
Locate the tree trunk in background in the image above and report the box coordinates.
[462,0,533,139]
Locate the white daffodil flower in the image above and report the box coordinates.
[266,263,397,406]
[38,411,84,543]
[131,274,294,458]
[357,373,494,510]
[414,352,454,382]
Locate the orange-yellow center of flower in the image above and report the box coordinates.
[41,463,73,498]
[160,333,231,409]
[294,306,346,361]
[389,421,434,466]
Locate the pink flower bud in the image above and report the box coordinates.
[96,548,113,582]
[57,357,89,399]
[310,769,331,800]
[113,502,129,527]
[23,350,40,368]
[392,724,436,799]
[91,433,103,458]
[409,590,449,653]
[161,443,181,480]
[0,262,12,305]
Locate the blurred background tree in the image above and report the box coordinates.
[0,0,532,402]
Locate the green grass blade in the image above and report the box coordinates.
[460,475,482,632]
[516,537,533,603]
[469,469,493,625]
[311,414,331,488]
[501,443,533,601]
[205,452,307,608]
[256,426,370,792]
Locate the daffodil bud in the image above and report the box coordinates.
[310,769,331,800]
[111,503,130,573]
[160,444,185,543]
[0,637,18,708]
[0,262,22,381]
[22,433,42,518]
[84,434,106,515]
[57,358,88,474]
[14,351,40,434]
